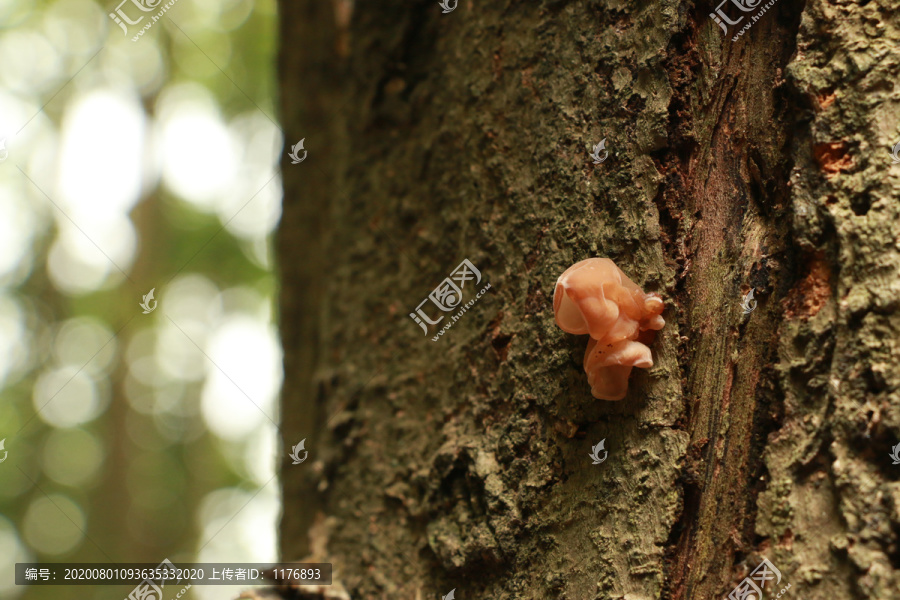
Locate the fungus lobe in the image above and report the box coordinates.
[553,258,664,401]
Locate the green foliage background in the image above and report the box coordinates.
[0,1,280,599]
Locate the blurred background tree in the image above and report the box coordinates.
[0,1,282,599]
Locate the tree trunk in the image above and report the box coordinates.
[276,0,900,598]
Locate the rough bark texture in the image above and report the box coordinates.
[277,0,900,598]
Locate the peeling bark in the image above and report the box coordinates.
[277,0,900,598]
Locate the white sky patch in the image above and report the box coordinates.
[222,112,282,240]
[159,86,238,210]
[200,316,281,440]
[221,171,282,240]
[45,89,145,295]
[194,483,278,600]
[57,89,146,219]
[244,424,276,486]
[0,184,38,282]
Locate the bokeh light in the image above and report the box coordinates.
[41,428,104,488]
[0,0,280,598]
[22,494,85,556]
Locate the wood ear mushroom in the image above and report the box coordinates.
[553,258,665,400]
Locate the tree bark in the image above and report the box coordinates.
[277,0,900,598]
